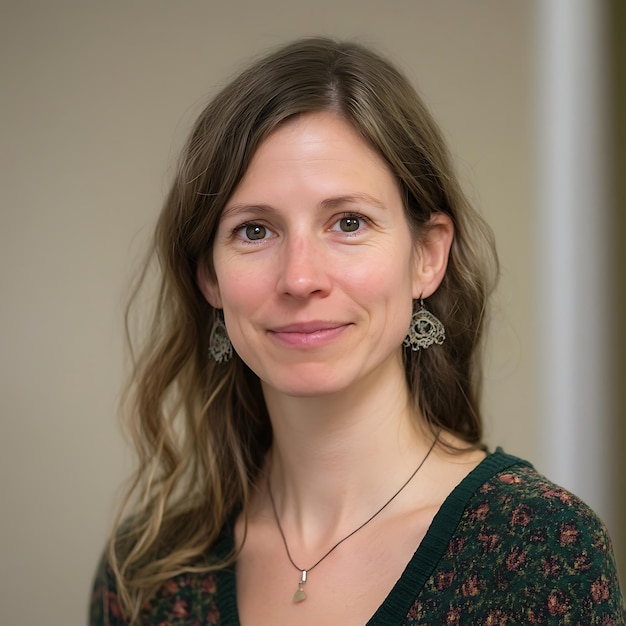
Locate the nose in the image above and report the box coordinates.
[276,234,332,299]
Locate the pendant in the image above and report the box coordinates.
[293,570,307,603]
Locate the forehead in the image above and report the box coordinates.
[228,111,400,203]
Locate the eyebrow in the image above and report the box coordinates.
[220,203,274,220]
[222,193,387,219]
[320,193,387,210]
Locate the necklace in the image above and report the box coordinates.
[267,435,439,603]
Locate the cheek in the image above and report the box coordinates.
[344,251,415,299]
[215,262,270,316]
[364,253,415,310]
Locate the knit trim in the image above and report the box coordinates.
[367,449,529,625]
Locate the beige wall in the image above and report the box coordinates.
[0,1,615,623]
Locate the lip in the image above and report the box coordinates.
[267,321,351,347]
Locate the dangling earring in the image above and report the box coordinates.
[209,310,233,363]
[403,298,446,351]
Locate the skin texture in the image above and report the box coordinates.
[199,112,451,400]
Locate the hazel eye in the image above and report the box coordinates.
[244,224,267,240]
[231,221,276,244]
[338,216,360,232]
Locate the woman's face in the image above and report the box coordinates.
[200,112,436,398]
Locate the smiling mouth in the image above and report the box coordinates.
[267,322,351,347]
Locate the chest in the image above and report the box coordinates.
[235,508,436,626]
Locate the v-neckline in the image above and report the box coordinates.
[213,449,527,625]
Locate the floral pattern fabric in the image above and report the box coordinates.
[403,463,624,625]
[91,451,625,625]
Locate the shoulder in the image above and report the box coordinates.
[90,546,225,625]
[479,451,574,504]
[438,449,613,545]
[460,454,617,571]
[471,456,611,545]
[89,552,127,626]
[440,453,625,623]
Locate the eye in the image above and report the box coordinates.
[330,212,369,234]
[339,216,361,232]
[233,222,274,242]
[244,224,267,240]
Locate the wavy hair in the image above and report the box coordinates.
[109,37,498,621]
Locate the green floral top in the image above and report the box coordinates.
[91,450,625,625]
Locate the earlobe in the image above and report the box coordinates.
[196,258,223,309]
[412,212,454,299]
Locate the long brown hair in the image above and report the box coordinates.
[110,37,498,621]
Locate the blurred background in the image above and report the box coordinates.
[1,1,623,623]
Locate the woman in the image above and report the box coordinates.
[91,38,624,625]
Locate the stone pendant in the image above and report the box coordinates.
[293,570,307,603]
[293,587,307,603]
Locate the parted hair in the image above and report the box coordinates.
[110,37,498,622]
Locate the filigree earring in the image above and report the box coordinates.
[208,310,233,363]
[403,298,445,351]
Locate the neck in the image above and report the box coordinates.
[260,365,436,544]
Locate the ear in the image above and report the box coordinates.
[411,212,454,299]
[196,256,223,309]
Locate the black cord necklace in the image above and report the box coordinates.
[267,434,439,603]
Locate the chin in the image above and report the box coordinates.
[267,378,347,399]
[259,364,353,399]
